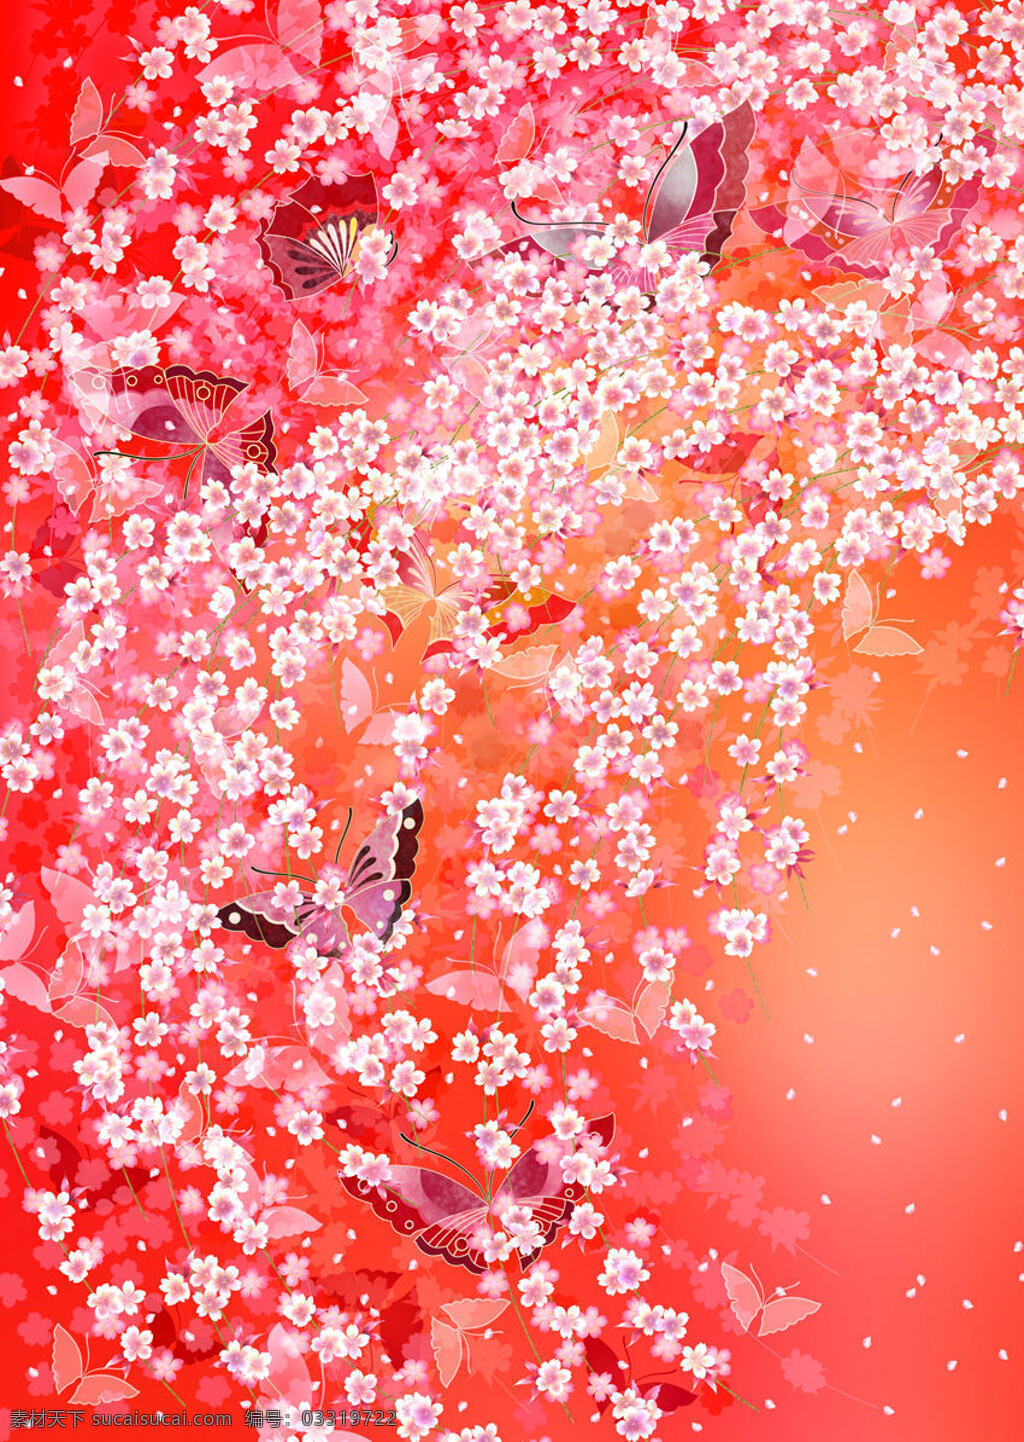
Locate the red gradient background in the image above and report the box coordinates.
[1,3,1023,1439]
[704,512,1024,1440]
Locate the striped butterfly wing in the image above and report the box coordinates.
[343,800,425,943]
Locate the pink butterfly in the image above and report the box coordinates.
[841,571,922,656]
[486,643,559,688]
[753,140,983,280]
[496,103,539,165]
[196,0,324,94]
[69,77,145,167]
[50,439,163,522]
[721,1262,821,1336]
[217,799,424,953]
[426,919,546,1012]
[494,104,754,286]
[0,153,107,224]
[579,978,671,1046]
[52,1325,140,1407]
[342,1114,615,1273]
[430,1298,509,1387]
[492,101,567,206]
[258,174,397,300]
[286,319,367,406]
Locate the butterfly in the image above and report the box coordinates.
[430,1298,510,1387]
[50,438,164,525]
[494,103,754,285]
[69,76,145,167]
[583,1334,698,1415]
[75,363,277,492]
[0,152,107,225]
[378,532,574,659]
[197,0,324,94]
[217,799,424,953]
[841,571,922,656]
[286,319,367,407]
[578,978,671,1046]
[378,532,515,658]
[52,1325,140,1408]
[721,1261,821,1336]
[341,1113,615,1273]
[258,174,397,300]
[753,140,983,280]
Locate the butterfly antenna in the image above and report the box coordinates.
[642,123,689,239]
[510,198,597,231]
[510,1099,535,1137]
[397,1134,485,1197]
[251,865,318,887]
[334,808,354,865]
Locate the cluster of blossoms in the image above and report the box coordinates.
[0,0,1022,1435]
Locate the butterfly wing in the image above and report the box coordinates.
[395,532,439,595]
[274,0,324,65]
[430,1319,466,1386]
[496,103,536,165]
[890,167,941,222]
[343,800,425,943]
[207,409,277,486]
[646,104,754,266]
[643,124,698,244]
[634,978,671,1039]
[721,1261,763,1332]
[217,892,303,949]
[521,221,606,264]
[291,902,351,955]
[580,992,640,1044]
[258,175,393,299]
[487,643,558,685]
[854,624,922,657]
[217,892,349,953]
[341,1166,490,1271]
[379,534,440,640]
[132,365,246,443]
[758,1295,821,1336]
[841,570,874,640]
[486,589,574,645]
[640,1381,698,1413]
[497,1113,615,1263]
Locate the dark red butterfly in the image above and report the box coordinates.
[489,104,754,284]
[257,173,397,300]
[217,799,424,953]
[317,1269,421,1370]
[77,363,277,490]
[583,1335,698,1417]
[342,1114,615,1273]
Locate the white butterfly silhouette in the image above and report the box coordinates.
[721,1262,821,1336]
[841,571,922,656]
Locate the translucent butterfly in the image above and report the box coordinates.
[842,571,922,656]
[490,104,754,285]
[753,136,984,281]
[721,1262,821,1336]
